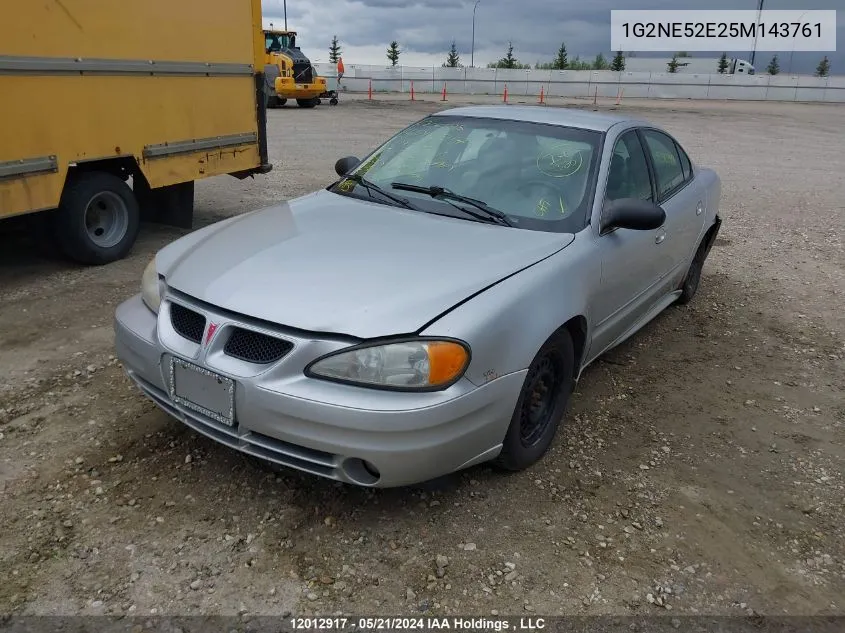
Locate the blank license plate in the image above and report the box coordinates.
[170,358,235,426]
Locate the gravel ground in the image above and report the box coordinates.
[0,96,843,618]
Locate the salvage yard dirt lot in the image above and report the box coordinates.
[0,96,843,618]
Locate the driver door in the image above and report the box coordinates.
[589,129,667,355]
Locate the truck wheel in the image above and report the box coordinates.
[296,98,318,108]
[53,171,140,265]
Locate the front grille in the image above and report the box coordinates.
[292,62,313,83]
[170,303,205,343]
[224,328,293,364]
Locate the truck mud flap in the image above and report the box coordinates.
[135,179,195,229]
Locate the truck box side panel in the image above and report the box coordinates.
[2,0,256,64]
[0,0,266,220]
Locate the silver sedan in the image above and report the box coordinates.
[113,105,722,487]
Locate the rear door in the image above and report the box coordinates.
[639,128,706,281]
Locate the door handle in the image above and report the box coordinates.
[696,201,703,216]
[655,233,665,244]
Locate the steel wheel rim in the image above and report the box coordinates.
[84,191,129,248]
[519,355,560,447]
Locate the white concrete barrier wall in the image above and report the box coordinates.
[311,63,842,103]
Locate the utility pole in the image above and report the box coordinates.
[750,0,763,68]
[284,0,288,30]
[471,0,480,68]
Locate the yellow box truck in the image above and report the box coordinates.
[0,0,272,265]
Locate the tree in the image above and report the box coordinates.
[328,35,342,64]
[567,55,592,71]
[610,50,625,71]
[593,53,608,70]
[667,53,679,73]
[815,55,830,77]
[499,41,519,69]
[553,42,568,70]
[677,51,691,57]
[444,40,460,68]
[386,41,400,66]
[766,54,780,75]
[717,52,729,74]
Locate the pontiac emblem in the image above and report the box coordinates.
[205,322,218,346]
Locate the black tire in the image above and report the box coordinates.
[296,97,318,108]
[676,240,708,305]
[494,329,575,472]
[52,171,140,265]
[330,97,339,105]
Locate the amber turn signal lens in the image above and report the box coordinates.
[426,341,469,386]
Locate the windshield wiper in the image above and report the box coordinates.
[390,183,512,227]
[339,174,420,211]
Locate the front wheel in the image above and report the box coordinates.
[494,329,575,472]
[296,97,318,108]
[52,171,140,265]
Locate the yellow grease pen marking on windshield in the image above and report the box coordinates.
[536,198,550,217]
[537,151,582,178]
[339,179,354,192]
[559,196,567,215]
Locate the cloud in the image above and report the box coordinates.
[261,0,842,73]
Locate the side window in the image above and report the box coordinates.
[676,143,693,181]
[642,130,686,199]
[606,131,654,203]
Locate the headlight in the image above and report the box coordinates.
[306,339,470,390]
[141,257,163,313]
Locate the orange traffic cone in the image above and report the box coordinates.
[410,80,415,101]
[503,84,508,103]
[538,85,545,104]
[441,82,447,101]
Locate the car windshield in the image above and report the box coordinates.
[330,115,603,233]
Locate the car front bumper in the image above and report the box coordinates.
[113,293,526,487]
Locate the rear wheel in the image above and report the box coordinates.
[676,240,708,305]
[52,171,140,265]
[494,330,575,472]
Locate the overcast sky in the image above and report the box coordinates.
[261,0,841,74]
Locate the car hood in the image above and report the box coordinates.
[157,190,574,339]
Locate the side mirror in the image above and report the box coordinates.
[335,156,360,177]
[601,198,666,233]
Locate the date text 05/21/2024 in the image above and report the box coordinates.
[289,616,548,631]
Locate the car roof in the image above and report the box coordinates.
[431,105,649,133]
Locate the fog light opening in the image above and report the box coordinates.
[342,458,381,485]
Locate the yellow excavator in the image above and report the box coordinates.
[263,27,336,108]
